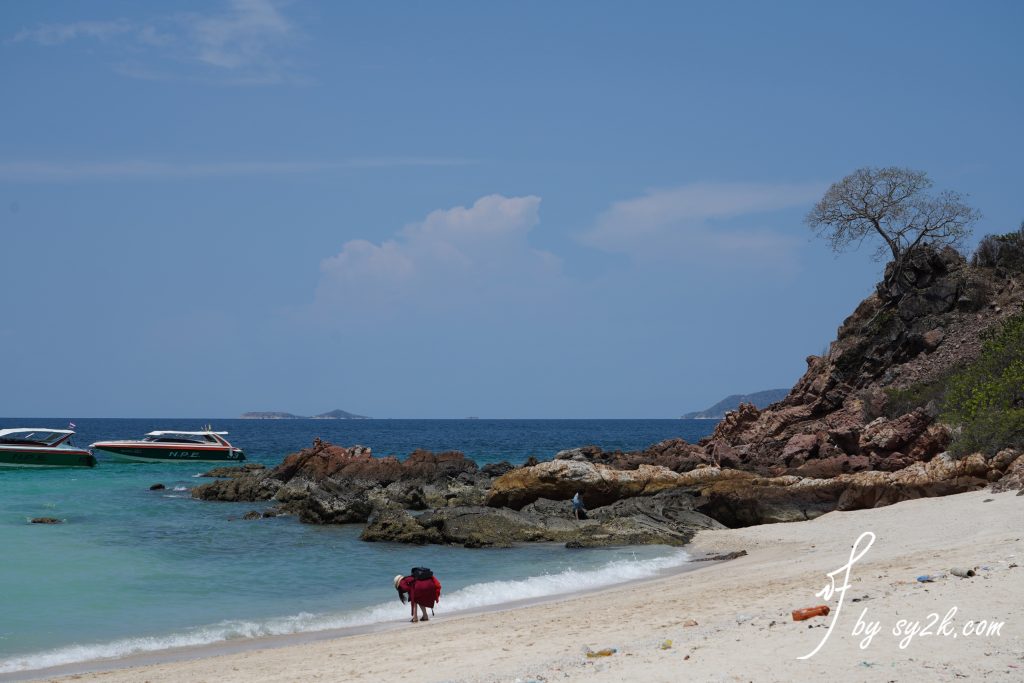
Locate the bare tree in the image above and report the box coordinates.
[806,167,979,272]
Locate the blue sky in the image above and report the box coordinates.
[1,0,1022,418]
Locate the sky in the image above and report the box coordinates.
[1,0,1022,418]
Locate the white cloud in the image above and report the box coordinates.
[0,158,474,182]
[187,0,293,70]
[12,20,136,45]
[582,182,823,266]
[9,0,301,84]
[315,195,563,316]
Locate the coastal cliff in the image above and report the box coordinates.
[196,238,1024,544]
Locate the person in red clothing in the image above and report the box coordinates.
[394,567,441,623]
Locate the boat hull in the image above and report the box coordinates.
[0,448,97,468]
[93,444,245,463]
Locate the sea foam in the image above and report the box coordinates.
[0,549,690,674]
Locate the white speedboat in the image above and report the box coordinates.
[0,428,97,468]
[91,429,245,463]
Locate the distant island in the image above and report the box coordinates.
[681,389,789,419]
[241,409,371,420]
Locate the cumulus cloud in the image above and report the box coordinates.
[10,0,301,84]
[581,182,823,267]
[315,195,563,316]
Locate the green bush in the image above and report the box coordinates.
[942,314,1024,456]
[884,378,949,418]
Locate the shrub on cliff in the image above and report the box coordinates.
[972,222,1024,274]
[884,378,949,419]
[942,314,1024,456]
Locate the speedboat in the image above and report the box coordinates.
[0,428,97,468]
[90,428,245,463]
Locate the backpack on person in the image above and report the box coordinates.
[411,566,433,581]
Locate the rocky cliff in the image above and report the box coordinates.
[196,243,1024,544]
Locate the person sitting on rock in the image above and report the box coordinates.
[394,567,441,622]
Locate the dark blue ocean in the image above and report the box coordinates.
[0,418,717,676]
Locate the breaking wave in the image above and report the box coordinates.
[0,549,690,674]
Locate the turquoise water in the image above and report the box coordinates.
[0,419,717,675]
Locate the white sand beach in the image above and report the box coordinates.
[41,489,1023,682]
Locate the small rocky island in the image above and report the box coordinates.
[241,409,371,419]
[203,240,1024,548]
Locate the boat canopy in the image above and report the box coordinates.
[145,431,228,436]
[0,428,74,446]
[0,428,74,436]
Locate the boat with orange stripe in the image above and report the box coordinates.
[91,427,245,463]
[0,428,97,468]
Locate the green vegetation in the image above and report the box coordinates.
[884,378,949,419]
[942,314,1024,456]
[972,222,1024,273]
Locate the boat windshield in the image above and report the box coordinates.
[0,431,66,446]
[142,433,218,445]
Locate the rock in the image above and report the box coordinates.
[192,440,492,526]
[361,510,443,544]
[242,511,262,520]
[486,460,688,510]
[692,550,748,562]
[480,461,516,477]
[274,480,376,524]
[201,463,266,478]
[30,517,62,524]
[554,445,603,461]
[991,453,1024,493]
[367,489,722,548]
[149,483,166,491]
[192,470,281,502]
[781,434,819,466]
[922,328,945,351]
[689,452,993,527]
[991,449,1020,472]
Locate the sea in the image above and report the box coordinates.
[0,418,718,677]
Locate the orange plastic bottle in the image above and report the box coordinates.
[792,605,831,621]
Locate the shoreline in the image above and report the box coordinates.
[2,549,714,682]
[14,489,1024,682]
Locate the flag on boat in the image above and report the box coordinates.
[68,422,76,429]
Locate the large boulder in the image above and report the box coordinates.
[361,510,443,544]
[485,460,687,509]
[192,471,281,502]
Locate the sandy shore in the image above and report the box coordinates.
[34,489,1024,682]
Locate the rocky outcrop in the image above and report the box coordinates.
[362,489,724,548]
[200,463,266,478]
[694,245,1023,480]
[486,460,692,510]
[694,452,1000,526]
[556,440,713,473]
[192,440,494,524]
[480,446,1014,529]
[192,470,281,502]
[990,450,1024,493]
